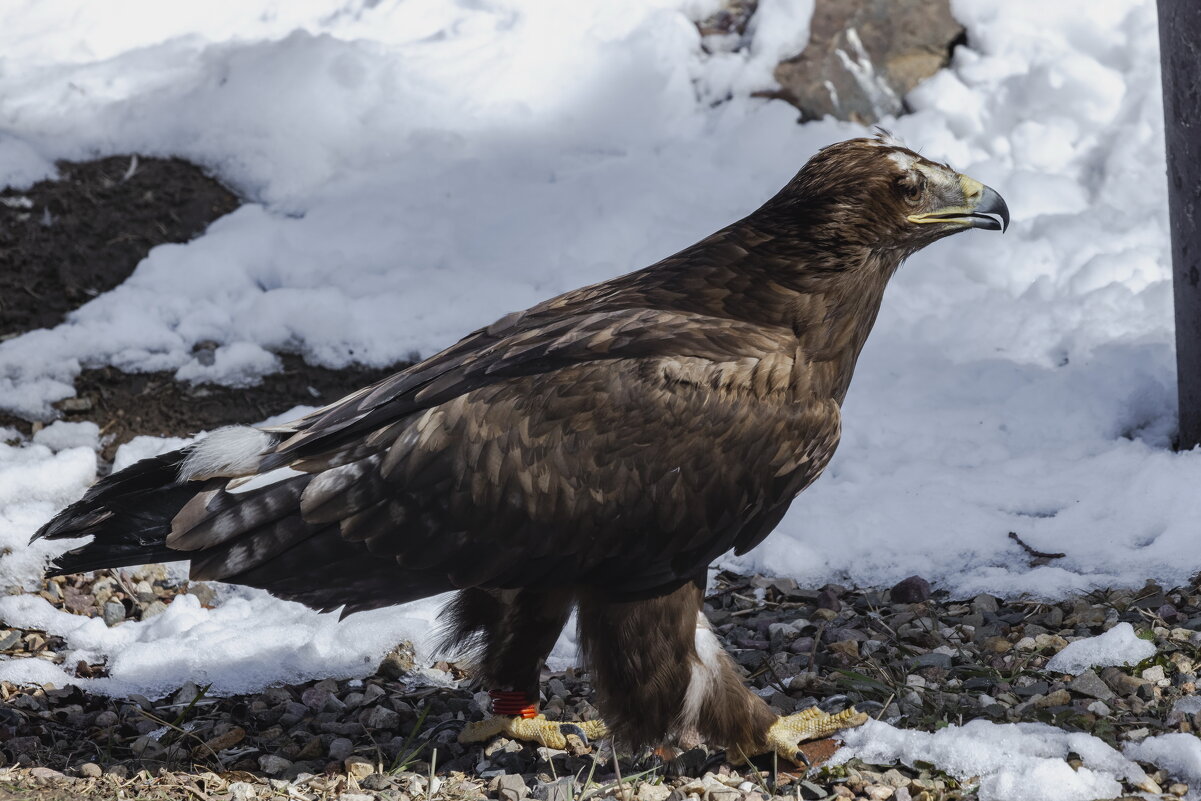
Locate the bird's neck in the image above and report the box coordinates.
[720,227,900,405]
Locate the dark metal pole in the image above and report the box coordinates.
[1158,0,1201,449]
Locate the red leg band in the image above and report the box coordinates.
[490,690,538,718]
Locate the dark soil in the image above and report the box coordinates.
[0,155,408,453]
[0,156,240,338]
[58,358,405,461]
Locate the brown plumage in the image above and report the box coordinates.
[34,134,1008,758]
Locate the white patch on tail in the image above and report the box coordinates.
[227,466,304,494]
[179,426,274,481]
[679,613,724,736]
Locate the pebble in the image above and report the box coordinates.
[102,600,125,627]
[497,773,529,801]
[229,781,257,800]
[77,762,102,778]
[344,756,375,781]
[1069,670,1115,701]
[1142,665,1167,683]
[363,704,400,730]
[890,576,931,604]
[258,754,292,776]
[328,736,354,761]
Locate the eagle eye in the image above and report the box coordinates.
[896,173,925,205]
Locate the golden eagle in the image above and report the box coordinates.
[35,135,1007,762]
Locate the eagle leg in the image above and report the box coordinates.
[443,588,603,749]
[731,706,869,766]
[577,578,778,753]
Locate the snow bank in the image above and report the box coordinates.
[835,718,1150,801]
[1045,622,1156,674]
[0,591,446,699]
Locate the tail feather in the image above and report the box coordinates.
[31,423,452,618]
[33,448,220,575]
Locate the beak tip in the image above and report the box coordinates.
[978,184,1010,234]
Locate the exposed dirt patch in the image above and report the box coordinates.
[0,155,240,338]
[62,357,405,460]
[0,155,409,452]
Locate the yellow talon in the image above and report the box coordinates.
[732,706,868,766]
[459,714,609,751]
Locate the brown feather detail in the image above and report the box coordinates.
[167,475,309,551]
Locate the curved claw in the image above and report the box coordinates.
[558,723,588,745]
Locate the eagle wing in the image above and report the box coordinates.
[161,303,838,612]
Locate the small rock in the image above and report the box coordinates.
[78,762,102,779]
[102,599,126,626]
[982,636,1012,654]
[1034,633,1069,651]
[1069,670,1115,701]
[1087,700,1112,716]
[1142,665,1167,683]
[363,704,399,730]
[1035,690,1071,708]
[890,576,931,604]
[497,773,529,801]
[258,754,293,776]
[828,640,859,660]
[344,755,375,781]
[534,778,575,801]
[188,582,218,606]
[799,780,830,799]
[911,652,952,670]
[30,766,67,783]
[229,781,257,801]
[708,786,741,801]
[329,736,354,761]
[816,587,842,612]
[973,594,999,614]
[141,600,168,619]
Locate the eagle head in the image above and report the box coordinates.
[780,132,1010,255]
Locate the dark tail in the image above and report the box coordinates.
[33,448,212,575]
[31,443,453,616]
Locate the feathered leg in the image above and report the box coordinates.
[451,588,603,748]
[577,578,865,764]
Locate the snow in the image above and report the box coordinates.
[1045,622,1157,674]
[1124,734,1201,794]
[835,718,1165,801]
[0,0,1197,788]
[31,421,100,453]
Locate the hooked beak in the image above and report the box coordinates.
[907,176,1010,233]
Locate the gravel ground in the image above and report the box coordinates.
[1,568,1199,800]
